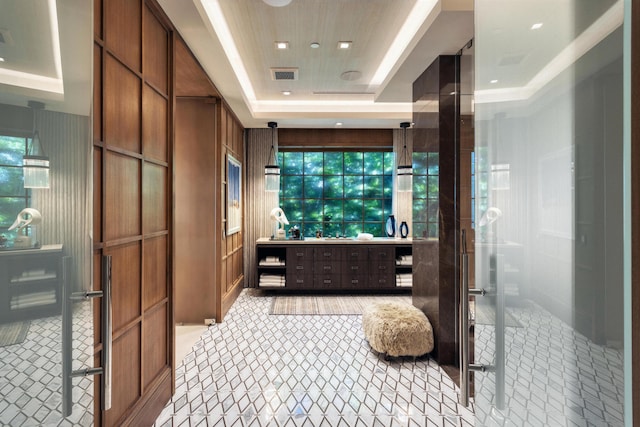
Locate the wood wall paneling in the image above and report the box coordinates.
[143,305,168,388]
[105,326,141,427]
[174,37,219,97]
[143,4,169,94]
[105,152,141,241]
[96,1,173,424]
[278,128,393,148]
[142,86,168,162]
[143,163,168,233]
[144,235,168,310]
[105,0,141,72]
[174,99,217,323]
[109,242,142,330]
[104,55,142,153]
[94,0,102,39]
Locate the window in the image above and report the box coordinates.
[412,152,439,238]
[278,151,394,237]
[0,135,31,246]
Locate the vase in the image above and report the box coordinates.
[400,221,409,238]
[385,215,396,237]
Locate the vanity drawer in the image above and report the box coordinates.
[315,247,342,262]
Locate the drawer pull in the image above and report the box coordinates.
[351,280,359,284]
[379,266,387,270]
[324,266,332,271]
[296,252,304,257]
[351,266,359,270]
[351,252,359,257]
[324,252,331,257]
[296,279,304,284]
[296,266,304,270]
[323,279,332,284]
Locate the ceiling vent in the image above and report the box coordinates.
[271,68,298,81]
[0,28,14,45]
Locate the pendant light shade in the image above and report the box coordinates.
[397,122,412,192]
[265,121,280,192]
[24,101,50,189]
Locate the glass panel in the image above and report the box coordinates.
[382,175,393,197]
[323,176,343,199]
[324,199,343,222]
[363,199,382,222]
[383,151,394,175]
[344,152,363,175]
[282,152,303,175]
[323,152,343,175]
[413,152,428,175]
[303,199,323,222]
[363,152,383,175]
[427,152,439,175]
[344,222,363,237]
[363,176,382,198]
[474,1,626,426]
[0,136,26,166]
[303,176,322,198]
[303,152,323,175]
[0,1,94,424]
[344,199,363,221]
[344,176,363,198]
[282,175,302,199]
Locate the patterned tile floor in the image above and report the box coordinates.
[153,289,475,427]
[0,303,94,427]
[474,301,625,427]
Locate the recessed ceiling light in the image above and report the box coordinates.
[275,41,289,49]
[0,57,4,62]
[282,91,291,96]
[336,122,343,126]
[310,42,320,49]
[490,79,498,84]
[338,41,352,49]
[531,22,543,30]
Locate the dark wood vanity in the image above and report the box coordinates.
[256,238,412,291]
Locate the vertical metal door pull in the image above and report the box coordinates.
[62,255,112,417]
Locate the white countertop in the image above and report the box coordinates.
[257,237,412,245]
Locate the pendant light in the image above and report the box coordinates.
[397,122,412,192]
[23,101,50,189]
[265,121,280,192]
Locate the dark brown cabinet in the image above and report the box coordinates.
[256,240,412,291]
[0,244,63,323]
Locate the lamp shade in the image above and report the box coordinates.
[397,122,412,192]
[23,130,50,188]
[265,165,280,191]
[397,165,413,192]
[265,121,280,192]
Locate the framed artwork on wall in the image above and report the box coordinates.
[227,154,241,235]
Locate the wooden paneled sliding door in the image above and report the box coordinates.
[93,0,173,425]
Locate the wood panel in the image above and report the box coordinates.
[104,55,142,153]
[174,36,219,97]
[105,326,141,427]
[279,128,393,149]
[105,152,141,240]
[143,4,168,93]
[105,0,141,72]
[144,235,168,309]
[174,98,217,323]
[94,44,103,141]
[142,85,168,162]
[143,162,167,233]
[94,0,102,39]
[95,1,173,425]
[143,305,168,388]
[109,242,142,330]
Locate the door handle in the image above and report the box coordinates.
[62,255,112,417]
[459,231,489,407]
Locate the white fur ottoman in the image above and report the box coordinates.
[362,301,434,358]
